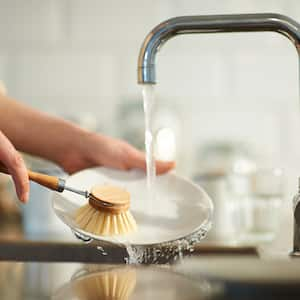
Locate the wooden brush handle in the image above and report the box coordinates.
[0,163,61,192]
[27,170,61,191]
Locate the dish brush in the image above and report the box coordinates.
[74,267,136,300]
[0,163,137,236]
[75,185,137,236]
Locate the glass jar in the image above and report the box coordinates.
[238,168,284,243]
[193,141,257,243]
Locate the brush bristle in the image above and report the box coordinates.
[75,204,137,236]
[74,268,137,300]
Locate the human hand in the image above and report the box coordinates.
[0,130,29,203]
[0,82,28,202]
[59,132,175,175]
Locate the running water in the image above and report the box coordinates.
[142,85,156,192]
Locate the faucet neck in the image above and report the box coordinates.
[138,13,300,84]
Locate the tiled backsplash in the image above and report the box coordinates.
[0,0,300,195]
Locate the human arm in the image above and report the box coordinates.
[0,95,174,201]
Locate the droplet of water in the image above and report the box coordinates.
[96,246,108,256]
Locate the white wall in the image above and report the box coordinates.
[0,0,300,196]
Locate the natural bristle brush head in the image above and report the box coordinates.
[89,186,130,214]
[75,185,137,236]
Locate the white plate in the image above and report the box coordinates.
[52,167,213,246]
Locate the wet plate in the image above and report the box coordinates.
[52,167,213,250]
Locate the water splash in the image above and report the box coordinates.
[124,243,145,264]
[122,223,211,264]
[72,222,211,264]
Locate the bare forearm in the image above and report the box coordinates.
[0,94,174,203]
[0,95,88,166]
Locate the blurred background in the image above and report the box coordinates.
[0,0,299,245]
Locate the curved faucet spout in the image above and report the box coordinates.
[138,13,300,84]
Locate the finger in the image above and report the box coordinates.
[7,154,29,203]
[126,148,146,171]
[155,160,176,174]
[127,147,175,174]
[0,131,29,202]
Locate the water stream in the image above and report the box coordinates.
[142,84,156,193]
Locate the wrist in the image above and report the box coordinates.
[55,125,93,173]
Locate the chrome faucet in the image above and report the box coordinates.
[137,13,300,255]
[138,13,300,84]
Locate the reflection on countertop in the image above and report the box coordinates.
[0,262,214,300]
[1,258,300,299]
